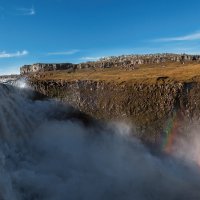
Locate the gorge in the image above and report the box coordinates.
[0,80,200,200]
[2,0,200,198]
[1,53,200,199]
[24,55,200,146]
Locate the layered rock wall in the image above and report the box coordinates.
[29,79,200,144]
[21,53,200,74]
[20,63,75,74]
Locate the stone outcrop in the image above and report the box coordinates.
[20,53,200,74]
[98,53,200,68]
[20,63,75,74]
[29,78,200,145]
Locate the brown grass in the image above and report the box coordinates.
[30,62,200,84]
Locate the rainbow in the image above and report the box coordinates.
[161,109,181,153]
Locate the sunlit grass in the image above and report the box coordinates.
[30,62,200,84]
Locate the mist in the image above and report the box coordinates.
[0,83,200,200]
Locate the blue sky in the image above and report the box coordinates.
[1,0,200,74]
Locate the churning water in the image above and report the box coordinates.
[0,82,200,200]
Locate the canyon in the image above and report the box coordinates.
[0,53,200,199]
[19,54,200,145]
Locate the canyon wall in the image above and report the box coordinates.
[29,79,200,144]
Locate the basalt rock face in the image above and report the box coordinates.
[29,79,200,144]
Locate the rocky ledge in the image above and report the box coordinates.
[20,53,200,74]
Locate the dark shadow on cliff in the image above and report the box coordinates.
[4,83,104,129]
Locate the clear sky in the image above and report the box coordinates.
[1,0,200,74]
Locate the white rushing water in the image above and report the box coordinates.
[0,82,200,200]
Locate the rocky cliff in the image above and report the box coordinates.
[29,77,200,145]
[26,58,200,145]
[20,53,200,74]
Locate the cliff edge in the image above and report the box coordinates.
[26,60,200,145]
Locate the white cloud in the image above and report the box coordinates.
[16,7,35,16]
[81,57,101,61]
[155,32,200,42]
[0,50,28,58]
[0,6,35,17]
[47,49,79,56]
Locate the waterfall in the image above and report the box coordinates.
[0,83,199,200]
